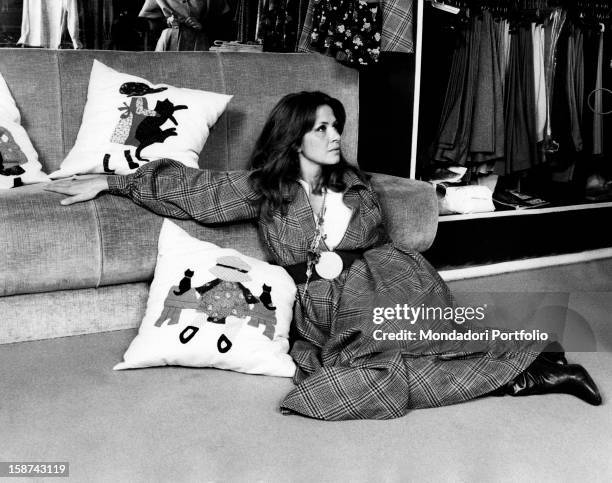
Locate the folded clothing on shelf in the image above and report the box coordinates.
[438,185,495,215]
[209,40,263,52]
[493,189,551,210]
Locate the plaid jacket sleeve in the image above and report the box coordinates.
[106,159,260,224]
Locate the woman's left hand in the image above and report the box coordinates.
[44,175,110,206]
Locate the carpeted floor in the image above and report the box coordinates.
[1,330,610,482]
[2,260,611,482]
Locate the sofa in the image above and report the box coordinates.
[2,50,610,482]
[0,49,438,345]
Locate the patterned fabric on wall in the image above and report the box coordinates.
[309,0,381,66]
[258,0,301,52]
[298,0,414,63]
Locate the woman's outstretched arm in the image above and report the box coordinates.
[45,159,260,224]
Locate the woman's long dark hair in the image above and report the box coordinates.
[249,91,367,219]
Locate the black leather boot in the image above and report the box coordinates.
[506,356,602,406]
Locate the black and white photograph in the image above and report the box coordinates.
[1,0,611,481]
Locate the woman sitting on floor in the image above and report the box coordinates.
[46,91,602,420]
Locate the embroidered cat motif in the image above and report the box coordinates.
[134,99,187,161]
[119,83,167,97]
[174,269,194,296]
[259,284,276,311]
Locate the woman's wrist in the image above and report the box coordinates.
[106,174,130,194]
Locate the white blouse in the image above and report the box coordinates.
[298,180,352,251]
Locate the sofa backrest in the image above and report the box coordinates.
[0,49,359,173]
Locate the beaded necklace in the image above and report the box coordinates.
[303,188,327,294]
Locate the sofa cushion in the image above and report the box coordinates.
[0,174,436,298]
[0,184,266,297]
[113,220,296,377]
[0,72,49,189]
[0,50,64,175]
[50,60,232,178]
[370,172,438,252]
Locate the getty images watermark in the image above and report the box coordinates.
[371,303,550,342]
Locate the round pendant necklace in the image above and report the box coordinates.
[304,188,344,289]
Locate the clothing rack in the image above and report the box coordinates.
[425,0,611,25]
[412,0,611,179]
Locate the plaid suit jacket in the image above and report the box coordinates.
[109,160,542,420]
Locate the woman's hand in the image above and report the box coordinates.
[184,16,203,30]
[44,175,110,206]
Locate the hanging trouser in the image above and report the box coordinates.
[18,0,82,49]
[592,29,604,156]
[434,26,470,161]
[504,26,538,175]
[533,23,548,144]
[469,9,504,169]
[566,25,585,152]
[542,8,567,151]
[435,17,481,166]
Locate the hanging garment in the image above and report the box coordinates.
[566,25,584,152]
[501,19,511,87]
[469,10,504,167]
[532,23,548,144]
[542,8,566,151]
[379,0,414,54]
[139,0,230,51]
[297,0,309,40]
[433,11,504,170]
[434,19,480,165]
[83,0,114,50]
[259,0,301,52]
[18,0,83,49]
[298,0,412,57]
[547,19,579,180]
[493,18,510,97]
[234,0,259,43]
[592,28,604,156]
[304,0,382,66]
[503,26,538,174]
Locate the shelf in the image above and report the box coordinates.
[439,201,612,222]
[439,247,612,282]
[425,203,612,270]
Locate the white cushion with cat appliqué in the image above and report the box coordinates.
[114,220,297,378]
[0,72,49,189]
[50,60,232,178]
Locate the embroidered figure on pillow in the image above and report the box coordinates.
[0,127,27,176]
[133,98,187,161]
[195,256,259,325]
[154,283,199,327]
[195,257,278,342]
[154,256,279,351]
[246,284,278,340]
[107,82,178,172]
